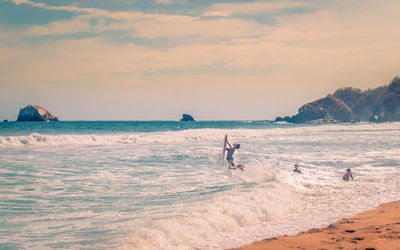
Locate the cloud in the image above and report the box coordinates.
[13,1,268,42]
[17,14,267,43]
[3,1,400,120]
[13,0,44,7]
[154,0,186,4]
[11,0,143,20]
[203,0,312,17]
[128,16,267,40]
[4,0,400,86]
[22,16,92,36]
[3,1,400,86]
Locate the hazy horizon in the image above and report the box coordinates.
[1,0,400,121]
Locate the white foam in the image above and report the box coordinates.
[0,130,223,148]
[1,122,399,148]
[127,178,302,250]
[120,122,400,249]
[1,122,400,249]
[126,165,400,250]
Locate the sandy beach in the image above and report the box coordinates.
[235,201,400,250]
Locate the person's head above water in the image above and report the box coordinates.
[294,164,299,169]
[347,168,351,173]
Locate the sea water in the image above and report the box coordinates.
[0,121,399,249]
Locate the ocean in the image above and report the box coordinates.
[0,121,399,249]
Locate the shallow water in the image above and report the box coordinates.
[0,121,399,249]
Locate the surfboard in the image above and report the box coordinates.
[222,134,227,162]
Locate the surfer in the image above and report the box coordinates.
[343,168,353,181]
[293,164,302,174]
[226,138,241,170]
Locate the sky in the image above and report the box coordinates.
[0,0,399,121]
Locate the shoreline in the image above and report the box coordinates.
[233,201,400,250]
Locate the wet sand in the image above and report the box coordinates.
[234,201,400,250]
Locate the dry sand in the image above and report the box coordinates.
[233,201,400,250]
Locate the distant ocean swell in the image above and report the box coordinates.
[0,131,220,148]
[0,122,398,148]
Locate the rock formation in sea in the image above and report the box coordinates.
[2,120,8,122]
[180,113,195,121]
[17,105,59,122]
[290,94,359,124]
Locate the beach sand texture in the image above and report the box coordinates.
[234,201,400,250]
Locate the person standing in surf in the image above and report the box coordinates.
[226,138,241,170]
[343,168,353,181]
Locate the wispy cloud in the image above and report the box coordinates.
[13,0,43,6]
[128,17,267,40]
[12,0,268,42]
[4,0,400,81]
[11,0,143,20]
[155,0,186,4]
[17,14,267,43]
[204,0,312,17]
[22,16,92,36]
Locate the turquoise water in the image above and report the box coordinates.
[0,121,288,136]
[0,121,399,249]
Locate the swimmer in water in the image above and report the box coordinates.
[343,168,354,181]
[293,164,302,174]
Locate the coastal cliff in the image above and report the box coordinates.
[290,94,358,124]
[276,76,400,124]
[17,105,59,122]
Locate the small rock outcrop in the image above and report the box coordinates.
[17,105,59,122]
[180,113,195,121]
[274,116,292,123]
[290,94,359,124]
[2,120,8,122]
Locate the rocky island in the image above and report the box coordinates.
[276,76,400,124]
[180,113,195,121]
[17,105,59,122]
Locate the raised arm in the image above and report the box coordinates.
[226,139,232,149]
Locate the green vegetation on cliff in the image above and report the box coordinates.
[334,77,400,122]
[275,76,400,124]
